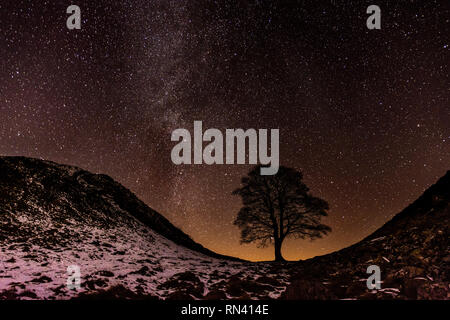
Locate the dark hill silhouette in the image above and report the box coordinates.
[0,156,240,261]
[367,170,449,240]
[284,170,449,299]
[0,156,447,300]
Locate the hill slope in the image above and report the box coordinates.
[0,156,239,261]
[0,156,448,300]
[0,156,289,299]
[284,171,449,300]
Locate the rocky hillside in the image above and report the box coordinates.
[284,171,450,300]
[0,156,289,299]
[0,156,238,261]
[0,156,448,300]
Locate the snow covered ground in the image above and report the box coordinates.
[0,157,291,300]
[0,221,290,300]
[1,158,447,300]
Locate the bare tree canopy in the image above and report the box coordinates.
[233,165,331,261]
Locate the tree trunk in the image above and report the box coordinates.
[274,238,285,262]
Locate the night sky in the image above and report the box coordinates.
[1,0,449,261]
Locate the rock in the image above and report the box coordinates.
[401,266,425,278]
[130,266,154,276]
[20,290,38,299]
[417,282,450,300]
[226,276,244,297]
[174,271,199,282]
[96,270,115,277]
[257,275,282,287]
[403,278,428,299]
[166,291,194,300]
[236,291,252,300]
[283,279,337,300]
[31,276,52,283]
[159,271,204,298]
[0,288,38,300]
[76,285,156,300]
[240,279,271,293]
[345,281,366,297]
[383,272,400,287]
[204,290,227,300]
[225,274,273,297]
[84,278,109,290]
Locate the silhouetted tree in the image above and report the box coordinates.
[233,166,331,261]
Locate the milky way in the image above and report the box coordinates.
[1,0,449,260]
